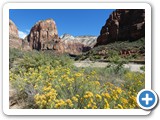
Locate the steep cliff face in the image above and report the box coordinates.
[96,9,145,46]
[9,20,19,39]
[9,19,31,50]
[9,19,23,49]
[27,19,59,50]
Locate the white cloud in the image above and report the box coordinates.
[18,30,27,39]
[26,29,30,33]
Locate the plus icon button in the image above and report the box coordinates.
[142,93,153,105]
[137,89,158,110]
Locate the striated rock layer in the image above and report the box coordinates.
[27,19,59,50]
[58,34,97,54]
[95,9,145,46]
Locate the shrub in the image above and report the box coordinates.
[140,66,145,71]
[10,51,145,109]
[9,48,24,69]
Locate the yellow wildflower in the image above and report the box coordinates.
[104,99,110,109]
[121,98,128,104]
[118,104,123,109]
[116,87,122,94]
[95,81,100,86]
[66,99,73,108]
[86,91,93,98]
[75,73,82,77]
[72,96,78,102]
[95,94,102,101]
[102,93,111,99]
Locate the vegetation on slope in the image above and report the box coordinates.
[75,37,145,63]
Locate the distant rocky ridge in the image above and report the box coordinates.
[60,34,75,40]
[51,34,96,55]
[52,34,96,55]
[75,35,97,48]
[95,9,145,46]
[60,34,97,48]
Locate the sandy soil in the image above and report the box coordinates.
[74,61,144,73]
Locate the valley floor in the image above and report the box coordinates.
[74,61,144,73]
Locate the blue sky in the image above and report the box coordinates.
[9,9,114,38]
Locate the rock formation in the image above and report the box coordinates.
[9,19,22,49]
[27,19,59,50]
[9,19,31,50]
[61,34,97,47]
[10,17,98,55]
[53,40,85,55]
[9,20,19,39]
[75,35,97,48]
[60,34,75,41]
[95,9,145,46]
[26,19,96,54]
[52,34,97,55]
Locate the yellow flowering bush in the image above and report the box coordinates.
[9,50,145,109]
